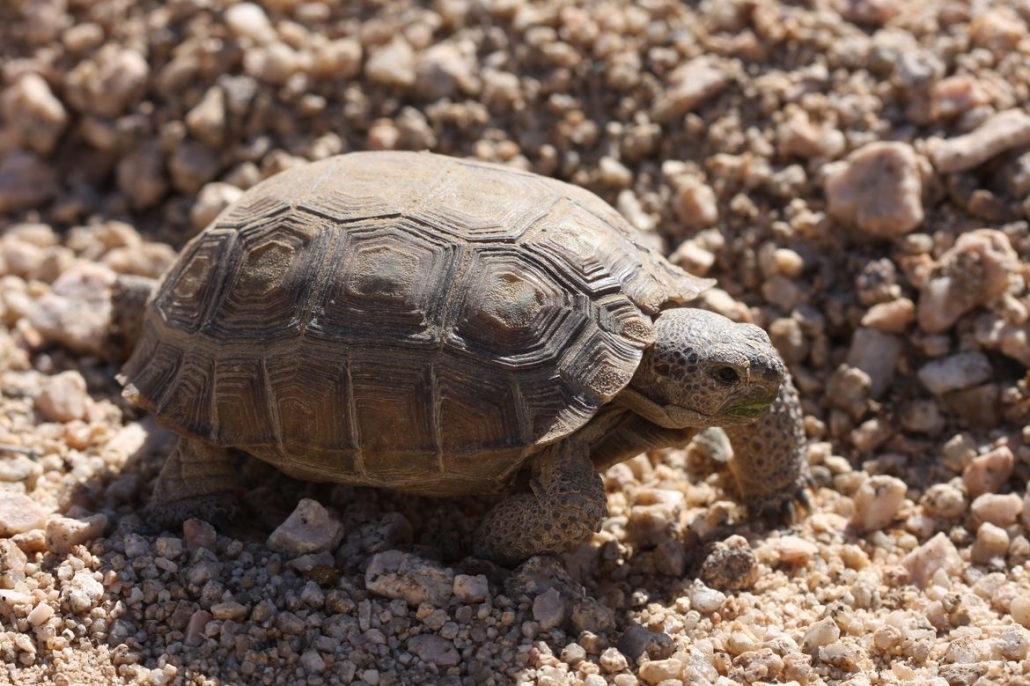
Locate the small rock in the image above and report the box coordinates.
[1,73,69,154]
[673,180,719,229]
[931,109,1030,173]
[849,475,907,533]
[35,370,89,422]
[414,42,476,100]
[29,263,116,354]
[46,513,108,554]
[243,42,303,85]
[920,483,967,519]
[638,657,684,685]
[918,351,993,396]
[224,3,275,43]
[185,86,227,148]
[0,151,58,213]
[970,492,1023,527]
[599,647,629,673]
[861,298,914,333]
[652,58,728,122]
[310,38,363,80]
[917,230,1018,334]
[184,610,213,646]
[0,454,42,488]
[971,522,1009,564]
[407,634,460,667]
[116,142,169,211]
[687,580,726,614]
[802,617,841,650]
[699,535,759,591]
[0,491,47,537]
[298,649,326,673]
[452,574,489,604]
[533,588,564,631]
[825,364,871,419]
[1011,597,1030,629]
[64,44,149,118]
[210,601,249,621]
[365,550,455,607]
[183,518,217,553]
[763,536,819,566]
[60,570,105,613]
[824,142,923,238]
[838,0,899,25]
[267,498,343,557]
[901,532,963,588]
[27,601,54,627]
[930,75,988,120]
[190,182,244,232]
[169,141,221,194]
[365,38,416,88]
[962,446,1014,498]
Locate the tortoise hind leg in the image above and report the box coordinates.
[473,439,606,566]
[145,437,239,529]
[722,374,810,523]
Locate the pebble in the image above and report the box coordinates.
[1,73,69,154]
[0,454,41,488]
[61,569,105,613]
[0,151,59,213]
[452,574,489,604]
[29,263,115,354]
[185,86,227,148]
[839,0,900,25]
[224,3,276,43]
[365,550,454,607]
[266,498,343,557]
[673,181,719,229]
[169,141,221,194]
[698,535,759,591]
[971,522,1009,564]
[802,617,841,650]
[652,58,728,122]
[970,493,1023,528]
[414,43,476,101]
[598,647,629,673]
[930,75,988,120]
[917,352,993,396]
[0,491,47,536]
[35,370,89,422]
[917,230,1018,334]
[931,110,1030,173]
[686,580,726,614]
[962,446,1014,498]
[64,45,150,117]
[824,142,923,238]
[825,364,870,420]
[901,532,963,589]
[762,536,819,567]
[116,142,169,211]
[190,182,244,231]
[184,610,212,646]
[849,475,907,533]
[1012,597,1030,630]
[845,328,902,399]
[27,601,54,627]
[46,513,108,554]
[183,518,217,553]
[920,483,967,519]
[860,298,914,333]
[407,634,461,667]
[532,587,564,631]
[311,38,363,80]
[365,38,417,88]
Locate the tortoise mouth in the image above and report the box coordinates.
[723,401,773,421]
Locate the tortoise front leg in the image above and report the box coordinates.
[145,437,239,528]
[473,439,606,566]
[722,375,810,522]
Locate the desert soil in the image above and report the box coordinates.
[2,0,1030,684]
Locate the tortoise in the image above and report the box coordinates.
[117,151,808,565]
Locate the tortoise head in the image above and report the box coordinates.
[620,308,785,429]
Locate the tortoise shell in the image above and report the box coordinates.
[120,152,711,495]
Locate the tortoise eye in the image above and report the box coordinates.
[714,367,740,384]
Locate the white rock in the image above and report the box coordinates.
[533,587,564,631]
[27,601,54,627]
[190,182,244,232]
[365,550,455,607]
[452,574,489,603]
[686,580,726,614]
[225,3,275,43]
[917,230,1018,334]
[0,491,47,536]
[849,475,907,533]
[35,370,89,422]
[652,58,728,122]
[365,38,416,88]
[971,522,1009,564]
[962,446,1014,498]
[45,513,109,554]
[267,498,343,557]
[64,45,150,118]
[824,142,923,238]
[970,492,1023,527]
[918,351,992,396]
[846,328,903,398]
[60,570,104,613]
[802,617,841,649]
[901,532,963,588]
[931,109,1030,173]
[29,263,116,354]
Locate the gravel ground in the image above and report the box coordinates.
[3,0,1030,684]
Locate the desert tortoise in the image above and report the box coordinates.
[118,151,808,564]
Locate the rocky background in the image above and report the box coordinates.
[2,0,1030,684]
